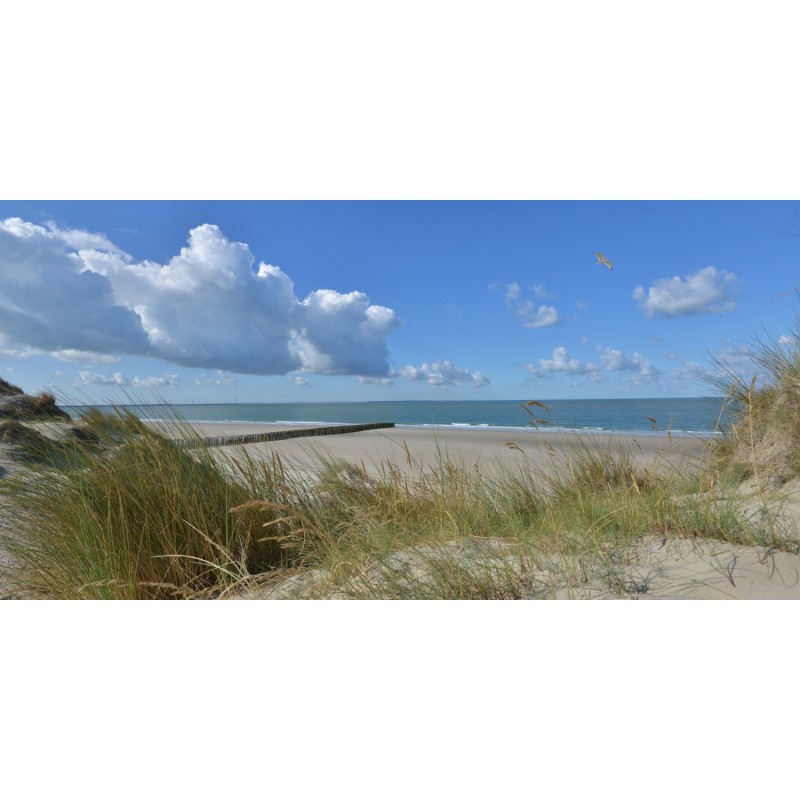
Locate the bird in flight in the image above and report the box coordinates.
[592,251,613,270]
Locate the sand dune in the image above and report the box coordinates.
[165,423,800,600]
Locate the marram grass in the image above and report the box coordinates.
[1,408,293,599]
[1,391,798,599]
[225,437,756,599]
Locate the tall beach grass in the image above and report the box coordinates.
[3,361,800,599]
[707,325,800,486]
[1,407,296,599]
[0,408,749,599]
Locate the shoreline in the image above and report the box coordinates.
[142,418,718,438]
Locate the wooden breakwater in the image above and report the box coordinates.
[177,421,395,449]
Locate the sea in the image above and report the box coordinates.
[68,398,731,437]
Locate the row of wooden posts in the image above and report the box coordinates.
[177,421,395,449]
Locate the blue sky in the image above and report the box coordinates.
[1,200,799,404]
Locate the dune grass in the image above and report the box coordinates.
[707,327,800,487]
[3,354,800,599]
[241,436,757,599]
[1,408,294,599]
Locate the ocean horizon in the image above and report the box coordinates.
[66,397,731,436]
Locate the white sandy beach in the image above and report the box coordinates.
[161,421,708,476]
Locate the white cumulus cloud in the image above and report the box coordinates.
[633,266,741,318]
[293,289,400,376]
[525,345,661,384]
[0,219,151,355]
[521,305,560,329]
[492,281,560,328]
[598,347,660,379]
[0,218,402,378]
[397,361,489,388]
[527,347,596,376]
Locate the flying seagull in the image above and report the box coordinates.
[592,251,613,270]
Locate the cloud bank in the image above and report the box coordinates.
[633,266,741,318]
[0,218,402,377]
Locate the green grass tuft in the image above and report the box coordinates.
[1,409,294,599]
